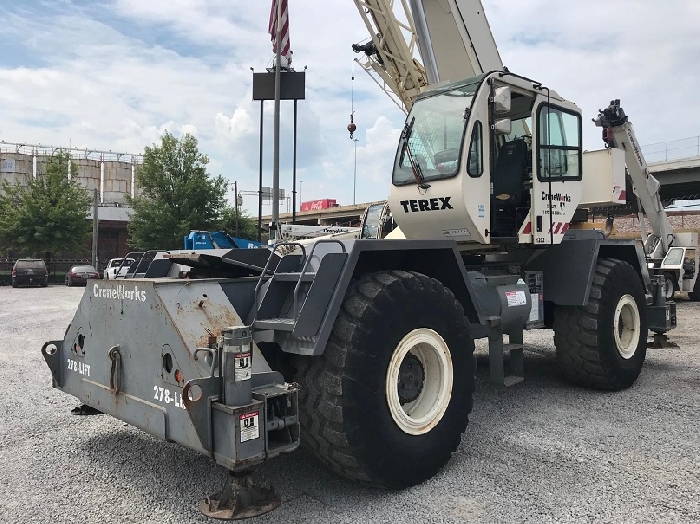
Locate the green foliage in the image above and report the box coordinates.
[218,206,258,241]
[127,132,228,250]
[0,151,91,257]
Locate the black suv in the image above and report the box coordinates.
[12,259,49,288]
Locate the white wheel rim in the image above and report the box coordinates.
[385,328,453,435]
[664,278,674,299]
[613,294,641,359]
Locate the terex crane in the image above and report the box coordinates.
[42,1,681,519]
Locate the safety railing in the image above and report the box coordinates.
[642,135,700,163]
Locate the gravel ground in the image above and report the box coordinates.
[1,285,699,523]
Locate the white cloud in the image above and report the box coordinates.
[0,0,698,211]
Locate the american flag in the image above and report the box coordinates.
[268,0,291,64]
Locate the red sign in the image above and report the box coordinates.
[301,199,337,212]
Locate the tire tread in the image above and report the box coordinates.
[294,270,474,487]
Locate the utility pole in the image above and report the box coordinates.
[234,181,239,237]
[92,188,99,269]
[353,138,359,205]
[299,180,303,211]
[272,0,282,242]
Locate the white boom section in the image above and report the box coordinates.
[595,100,675,255]
[409,0,502,84]
[352,0,501,112]
[352,0,427,112]
[280,224,360,240]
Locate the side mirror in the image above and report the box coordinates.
[492,118,512,135]
[492,86,511,113]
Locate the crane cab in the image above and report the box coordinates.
[388,71,584,248]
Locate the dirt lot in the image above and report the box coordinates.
[0,285,698,523]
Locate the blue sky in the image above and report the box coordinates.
[1,1,699,212]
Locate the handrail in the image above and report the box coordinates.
[292,239,347,320]
[252,242,307,322]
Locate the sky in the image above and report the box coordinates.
[0,0,699,214]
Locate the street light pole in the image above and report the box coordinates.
[353,138,359,205]
[233,181,239,237]
[299,180,303,211]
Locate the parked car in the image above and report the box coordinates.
[12,259,48,288]
[65,265,101,287]
[103,257,136,280]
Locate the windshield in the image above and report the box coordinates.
[361,204,385,239]
[73,265,96,272]
[393,76,483,185]
[663,248,685,266]
[111,258,134,267]
[16,260,45,268]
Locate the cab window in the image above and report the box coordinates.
[467,122,483,177]
[537,104,582,180]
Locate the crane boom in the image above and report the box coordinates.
[352,0,502,112]
[409,0,502,84]
[595,100,675,255]
[352,0,427,112]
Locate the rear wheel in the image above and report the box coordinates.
[554,258,647,390]
[294,270,475,488]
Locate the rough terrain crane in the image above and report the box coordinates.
[42,1,680,519]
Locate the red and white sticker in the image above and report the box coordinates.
[240,411,260,442]
[505,290,527,307]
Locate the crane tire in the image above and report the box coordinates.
[663,272,676,299]
[294,270,475,488]
[554,258,647,391]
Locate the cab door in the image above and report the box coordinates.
[530,98,584,246]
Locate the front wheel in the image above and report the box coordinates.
[663,272,676,299]
[689,276,700,301]
[554,258,647,390]
[295,270,475,488]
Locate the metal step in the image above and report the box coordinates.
[273,272,316,282]
[488,331,525,387]
[254,318,295,332]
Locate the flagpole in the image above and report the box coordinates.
[272,0,282,241]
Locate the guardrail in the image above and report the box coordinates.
[642,135,700,163]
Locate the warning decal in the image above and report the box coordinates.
[505,290,527,307]
[240,411,260,442]
[234,351,252,381]
[528,293,540,322]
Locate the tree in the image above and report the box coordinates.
[218,206,258,241]
[0,151,91,257]
[127,132,228,250]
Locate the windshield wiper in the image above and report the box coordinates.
[399,117,430,189]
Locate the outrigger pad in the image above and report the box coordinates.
[199,472,280,520]
[70,404,103,416]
